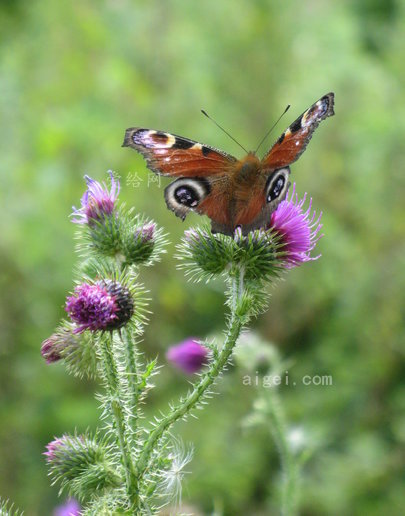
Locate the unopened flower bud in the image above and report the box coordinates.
[181,228,230,275]
[41,327,80,364]
[123,222,156,264]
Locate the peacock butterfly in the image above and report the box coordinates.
[122,93,334,235]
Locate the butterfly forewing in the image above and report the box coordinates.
[122,128,236,178]
[262,92,334,170]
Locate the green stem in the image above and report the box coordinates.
[266,389,299,516]
[99,333,138,507]
[120,327,141,440]
[136,269,245,482]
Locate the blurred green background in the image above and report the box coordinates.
[1,0,405,514]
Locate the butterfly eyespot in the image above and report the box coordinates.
[266,167,290,203]
[165,178,211,219]
[174,186,199,207]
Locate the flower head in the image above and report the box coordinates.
[71,171,120,225]
[54,499,81,516]
[166,338,209,374]
[269,183,323,268]
[65,280,134,332]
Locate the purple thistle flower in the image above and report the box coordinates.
[166,338,209,374]
[65,280,134,333]
[71,171,120,225]
[269,183,323,268]
[54,499,81,516]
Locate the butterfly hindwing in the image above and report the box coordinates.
[122,128,236,178]
[262,92,334,170]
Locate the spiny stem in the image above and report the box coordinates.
[136,268,245,483]
[98,333,139,507]
[120,327,141,441]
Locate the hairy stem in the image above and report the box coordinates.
[99,333,138,507]
[136,268,245,483]
[120,327,141,441]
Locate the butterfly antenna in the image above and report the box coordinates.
[254,104,291,155]
[201,109,249,154]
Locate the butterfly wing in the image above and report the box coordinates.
[262,92,335,170]
[123,128,236,177]
[123,128,237,227]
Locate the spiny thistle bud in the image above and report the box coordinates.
[268,183,323,268]
[45,434,120,498]
[181,228,231,276]
[41,335,64,364]
[41,323,98,378]
[41,325,83,364]
[65,280,134,333]
[232,228,280,281]
[166,338,209,374]
[123,222,156,264]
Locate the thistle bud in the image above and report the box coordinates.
[45,434,120,496]
[181,228,231,276]
[41,326,80,364]
[123,222,156,264]
[233,228,280,281]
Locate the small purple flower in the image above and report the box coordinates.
[269,183,323,268]
[65,280,134,333]
[54,499,81,516]
[166,338,209,374]
[71,171,120,225]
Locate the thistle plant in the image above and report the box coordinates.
[35,172,323,515]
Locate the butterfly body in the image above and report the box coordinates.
[123,93,334,235]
